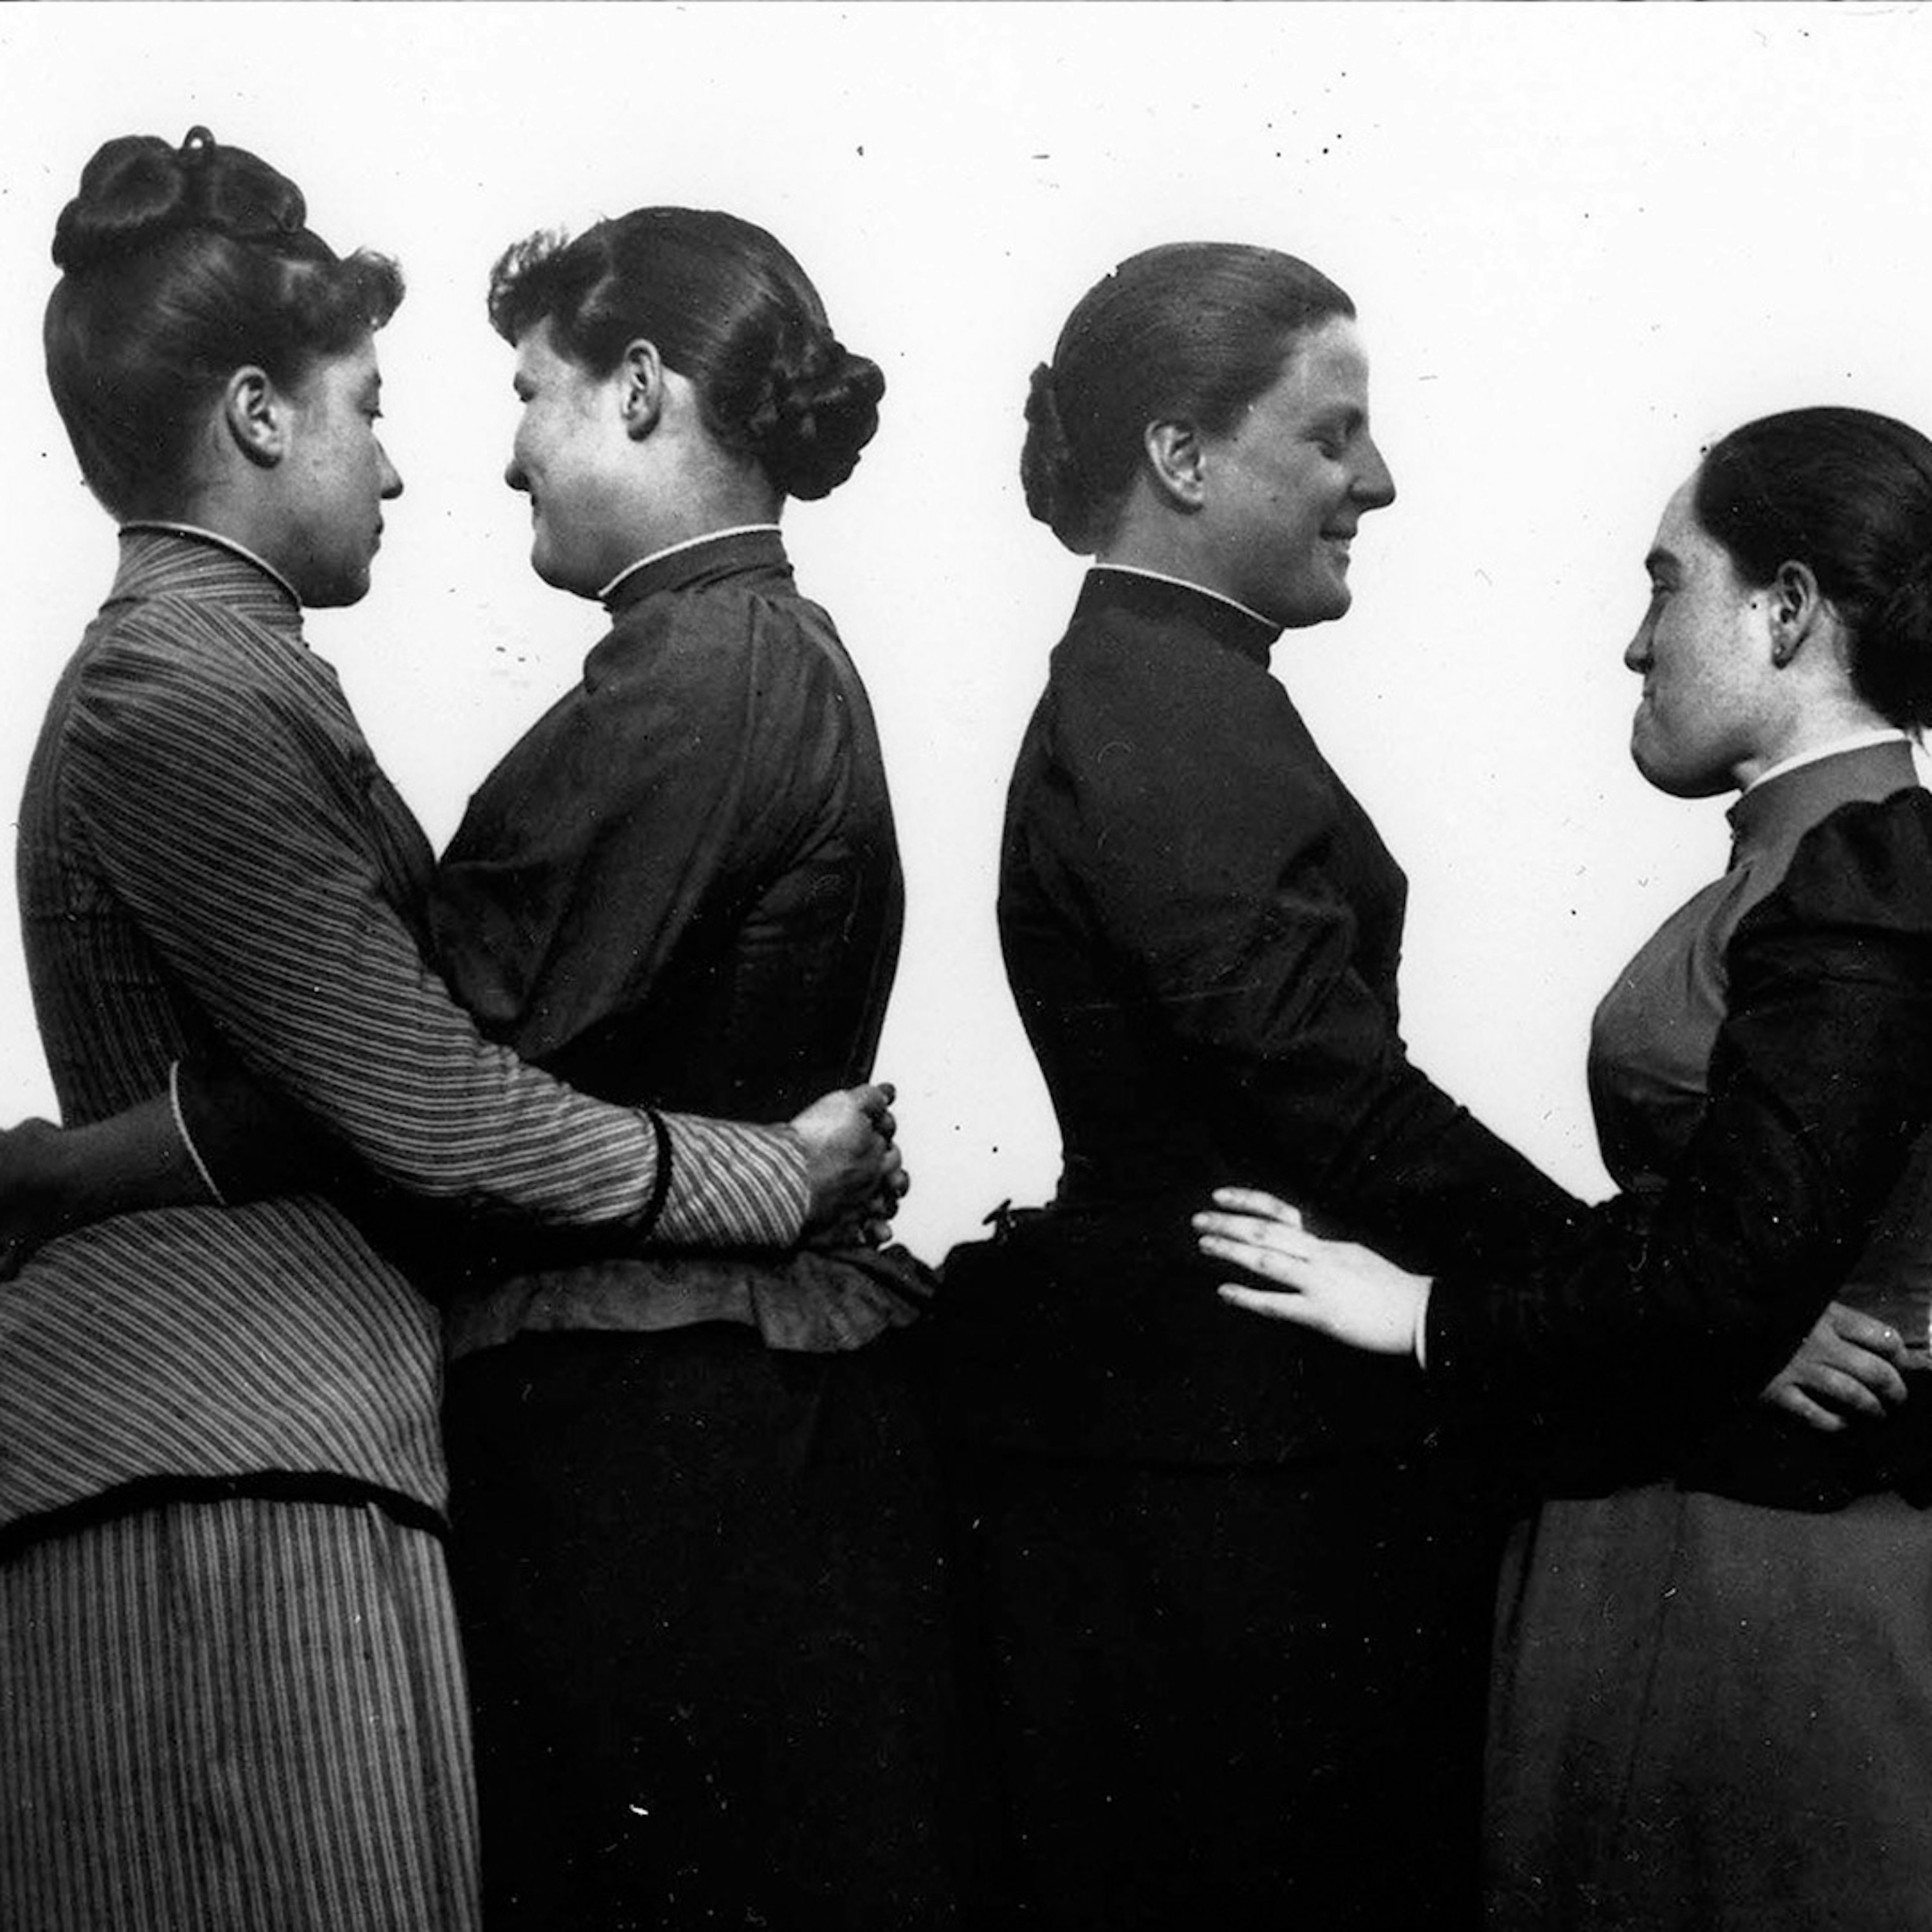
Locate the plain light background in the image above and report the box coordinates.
[3,2,1927,1263]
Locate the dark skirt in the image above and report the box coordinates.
[1487,1483,1932,1930]
[444,1325,966,1932]
[953,1443,1501,1932]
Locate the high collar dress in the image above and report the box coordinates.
[427,528,961,1932]
[1479,741,1932,1931]
[938,567,1586,1932]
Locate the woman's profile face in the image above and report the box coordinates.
[505,319,638,599]
[1624,473,1776,798]
[1195,316,1395,629]
[274,335,404,609]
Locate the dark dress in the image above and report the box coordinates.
[1472,741,1932,1930]
[427,530,960,1930]
[939,567,1583,1930]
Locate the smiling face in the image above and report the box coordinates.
[274,334,402,608]
[1625,473,1779,798]
[1195,316,1395,628]
[504,319,640,598]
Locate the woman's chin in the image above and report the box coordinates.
[300,565,375,611]
[1277,581,1352,631]
[1630,732,1732,801]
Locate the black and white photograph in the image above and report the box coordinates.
[2,3,1931,1926]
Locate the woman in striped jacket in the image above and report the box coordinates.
[3,127,896,1932]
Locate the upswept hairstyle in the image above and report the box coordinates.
[44,127,403,522]
[1021,243,1355,555]
[1696,408,1932,730]
[488,209,883,502]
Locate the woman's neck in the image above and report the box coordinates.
[1736,708,1905,793]
[1097,520,1228,601]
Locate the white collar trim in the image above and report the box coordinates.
[598,524,783,603]
[121,521,302,607]
[1745,727,1913,795]
[1089,562,1276,632]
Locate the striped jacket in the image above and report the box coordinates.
[4,528,805,1536]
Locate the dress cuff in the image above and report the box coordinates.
[168,1061,227,1207]
[635,1108,673,1238]
[654,1114,809,1249]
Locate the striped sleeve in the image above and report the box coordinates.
[65,609,805,1243]
[657,1114,810,1247]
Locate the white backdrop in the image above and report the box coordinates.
[3,2,1928,1262]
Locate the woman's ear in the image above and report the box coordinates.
[618,338,666,441]
[221,367,287,470]
[1766,558,1831,668]
[1142,418,1207,512]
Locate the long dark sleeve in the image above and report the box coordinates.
[1426,790,1932,1450]
[963,575,1581,1463]
[1012,614,1580,1270]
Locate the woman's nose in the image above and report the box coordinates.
[379,445,404,500]
[1352,436,1396,511]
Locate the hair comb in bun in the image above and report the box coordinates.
[51,126,321,278]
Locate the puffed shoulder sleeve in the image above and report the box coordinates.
[1045,636,1578,1267]
[65,622,806,1248]
[1425,789,1932,1440]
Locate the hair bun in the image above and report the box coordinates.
[1868,555,1932,722]
[1019,362,1090,548]
[750,333,885,501]
[52,127,312,275]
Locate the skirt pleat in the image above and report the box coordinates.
[1487,1484,1932,1931]
[0,1496,477,1932]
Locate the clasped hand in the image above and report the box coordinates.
[790,1081,909,1247]
[1760,1303,1910,1432]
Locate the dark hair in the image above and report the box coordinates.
[44,127,404,520]
[1695,408,1932,729]
[1021,243,1355,553]
[488,209,882,502]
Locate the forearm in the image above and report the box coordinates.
[1831,1121,1932,1357]
[71,658,799,1241]
[1275,1053,1585,1271]
[2,1083,217,1267]
[652,1114,808,1247]
[1430,807,1932,1424]
[176,1056,807,1251]
[1067,678,1582,1269]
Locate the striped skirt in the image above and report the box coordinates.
[0,1496,477,1932]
